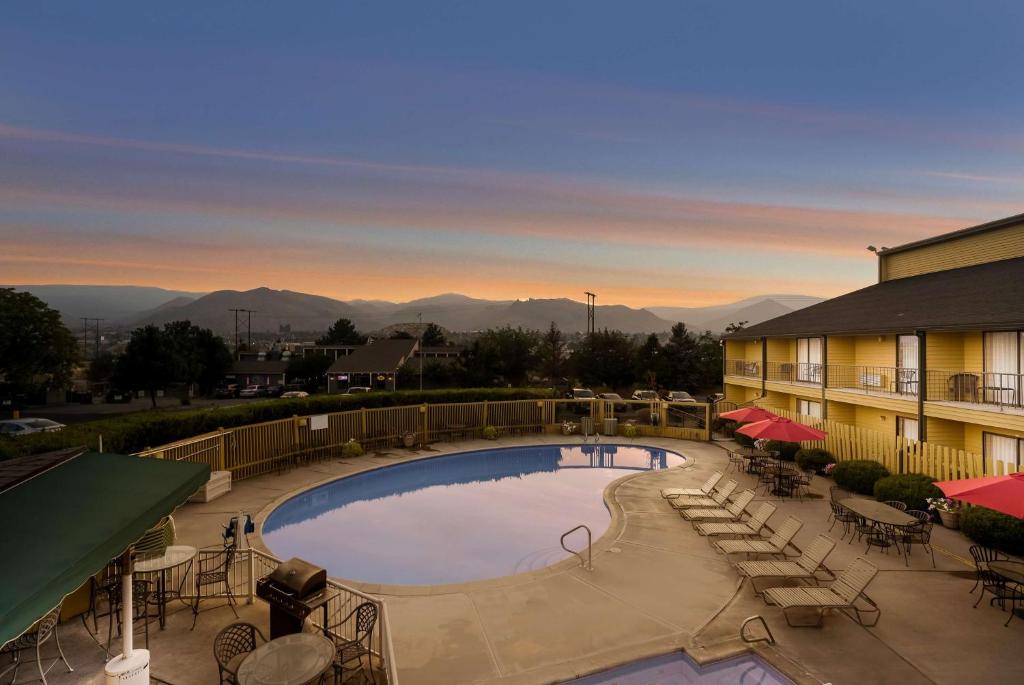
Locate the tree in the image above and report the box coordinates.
[316,318,366,345]
[389,330,415,340]
[634,333,664,389]
[286,354,333,388]
[420,323,446,347]
[113,325,179,407]
[0,288,78,392]
[88,352,116,384]
[660,322,699,390]
[724,321,748,334]
[570,329,637,390]
[538,322,566,392]
[161,321,233,396]
[458,327,539,387]
[692,330,724,393]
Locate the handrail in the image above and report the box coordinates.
[740,615,775,646]
[560,524,592,570]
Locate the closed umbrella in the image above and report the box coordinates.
[935,472,1024,519]
[735,416,828,442]
[719,407,778,423]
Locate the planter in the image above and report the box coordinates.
[938,510,960,529]
[402,432,416,448]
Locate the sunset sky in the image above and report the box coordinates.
[3,2,1023,307]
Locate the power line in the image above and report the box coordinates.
[584,292,596,336]
[228,309,254,358]
[80,318,105,359]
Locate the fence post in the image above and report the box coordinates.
[247,550,256,604]
[360,407,368,441]
[292,414,301,459]
[216,429,226,471]
[483,400,489,427]
[659,402,668,436]
[421,403,429,444]
[704,402,711,440]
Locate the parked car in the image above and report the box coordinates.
[280,390,309,399]
[267,385,286,398]
[105,388,134,403]
[566,388,595,400]
[344,386,373,394]
[0,418,66,436]
[239,385,268,398]
[665,391,696,403]
[597,392,627,411]
[631,390,659,401]
[213,384,239,399]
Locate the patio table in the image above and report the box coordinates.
[989,561,1024,620]
[134,544,196,629]
[737,448,774,473]
[236,632,335,685]
[840,498,917,552]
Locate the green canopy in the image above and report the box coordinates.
[0,451,209,646]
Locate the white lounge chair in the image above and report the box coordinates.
[667,480,737,510]
[736,534,837,593]
[681,490,755,523]
[763,557,880,626]
[714,516,803,558]
[696,502,777,538]
[660,471,723,499]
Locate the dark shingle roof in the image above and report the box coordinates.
[327,339,418,373]
[726,256,1024,339]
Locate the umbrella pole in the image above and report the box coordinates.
[121,550,133,659]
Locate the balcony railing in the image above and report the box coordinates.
[827,364,918,397]
[766,361,822,384]
[724,359,760,378]
[926,369,1023,409]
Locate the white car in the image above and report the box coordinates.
[665,391,696,403]
[280,391,309,399]
[238,385,267,398]
[631,390,659,401]
[0,418,66,436]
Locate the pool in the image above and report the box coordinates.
[565,652,794,685]
[262,443,684,585]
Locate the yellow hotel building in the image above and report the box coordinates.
[723,212,1024,475]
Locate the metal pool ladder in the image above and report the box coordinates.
[560,524,593,570]
[740,615,775,646]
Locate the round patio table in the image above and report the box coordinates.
[134,544,196,629]
[237,633,335,685]
[989,561,1024,619]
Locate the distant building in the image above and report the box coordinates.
[327,339,419,393]
[417,345,463,361]
[227,360,288,388]
[302,344,361,361]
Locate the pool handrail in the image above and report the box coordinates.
[560,524,593,571]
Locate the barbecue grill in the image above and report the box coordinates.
[256,557,335,638]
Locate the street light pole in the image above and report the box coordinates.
[418,313,423,391]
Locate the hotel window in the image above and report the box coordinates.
[796,337,822,383]
[983,332,1024,406]
[796,399,822,418]
[896,416,919,442]
[983,432,1021,475]
[896,335,919,396]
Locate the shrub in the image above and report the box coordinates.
[872,473,942,511]
[831,459,890,495]
[762,440,800,461]
[795,448,835,474]
[961,506,1024,556]
[712,417,738,437]
[622,423,639,439]
[481,426,498,440]
[341,440,364,458]
[732,424,754,447]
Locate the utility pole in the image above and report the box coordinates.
[246,310,255,351]
[418,313,423,391]
[584,292,596,336]
[80,317,104,359]
[94,318,104,359]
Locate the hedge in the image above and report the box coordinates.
[872,473,942,512]
[0,388,551,461]
[712,417,738,437]
[762,440,800,461]
[961,506,1024,556]
[831,459,890,495]
[795,448,835,474]
[732,425,754,447]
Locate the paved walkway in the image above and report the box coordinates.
[44,435,1024,684]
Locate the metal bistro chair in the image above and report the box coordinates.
[106,579,153,654]
[0,603,73,685]
[895,511,936,568]
[974,567,1024,626]
[191,544,239,630]
[727,450,746,473]
[969,545,1008,594]
[884,500,908,512]
[214,622,266,685]
[827,487,858,539]
[330,601,378,685]
[82,558,123,637]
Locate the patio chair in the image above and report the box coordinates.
[667,480,737,510]
[660,471,723,499]
[330,601,378,685]
[191,543,239,630]
[695,502,777,538]
[827,487,858,538]
[883,500,908,512]
[681,489,755,524]
[793,469,815,500]
[0,603,73,685]
[973,568,1024,627]
[714,516,804,558]
[214,622,266,685]
[968,545,1008,594]
[106,579,153,655]
[763,557,880,627]
[134,515,176,558]
[727,450,746,472]
[895,511,935,567]
[82,558,123,636]
[737,534,837,594]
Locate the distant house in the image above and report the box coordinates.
[327,339,419,393]
[417,345,463,361]
[302,344,362,361]
[227,360,288,388]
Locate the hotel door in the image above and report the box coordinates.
[896,335,919,396]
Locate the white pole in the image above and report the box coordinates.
[99,434,104,453]
[121,552,133,659]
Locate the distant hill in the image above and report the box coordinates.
[649,294,824,331]
[5,285,202,323]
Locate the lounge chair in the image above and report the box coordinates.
[660,471,723,499]
[696,502,777,538]
[763,557,880,627]
[667,480,737,510]
[681,490,755,523]
[736,534,837,593]
[714,516,803,558]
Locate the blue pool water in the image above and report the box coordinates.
[262,444,684,584]
[566,652,794,685]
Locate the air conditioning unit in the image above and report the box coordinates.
[105,650,150,685]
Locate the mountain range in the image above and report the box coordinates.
[7,285,823,335]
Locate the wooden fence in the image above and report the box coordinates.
[768,407,1002,480]
[135,399,710,480]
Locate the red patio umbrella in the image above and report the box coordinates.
[718,406,778,423]
[935,472,1024,519]
[735,416,827,442]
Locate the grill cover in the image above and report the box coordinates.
[268,557,326,598]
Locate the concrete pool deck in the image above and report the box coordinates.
[44,435,1024,684]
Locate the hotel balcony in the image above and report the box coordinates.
[925,369,1024,417]
[765,360,822,387]
[826,364,919,399]
[724,358,760,379]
